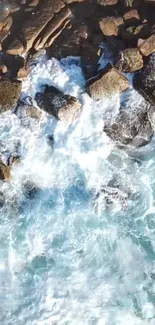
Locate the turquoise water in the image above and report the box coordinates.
[1,56,155,325]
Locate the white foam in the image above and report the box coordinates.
[0,56,155,325]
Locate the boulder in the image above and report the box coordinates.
[0,77,22,112]
[87,64,129,100]
[35,85,81,123]
[104,101,153,147]
[115,48,143,72]
[99,16,124,36]
[133,52,155,104]
[138,34,155,56]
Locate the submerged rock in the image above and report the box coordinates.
[0,77,21,112]
[35,85,81,122]
[87,64,129,100]
[104,100,153,147]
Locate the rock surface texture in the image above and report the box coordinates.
[35,85,81,122]
[87,64,129,100]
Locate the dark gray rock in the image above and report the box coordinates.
[35,85,81,123]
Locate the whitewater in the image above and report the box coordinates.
[1,52,155,325]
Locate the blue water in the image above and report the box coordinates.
[1,56,155,325]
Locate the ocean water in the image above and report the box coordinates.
[1,54,155,325]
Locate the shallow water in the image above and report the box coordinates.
[1,54,155,325]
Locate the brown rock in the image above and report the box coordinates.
[138,34,155,56]
[0,64,7,74]
[0,78,22,113]
[97,0,118,5]
[6,40,24,55]
[29,0,40,6]
[0,30,10,42]
[6,0,65,55]
[17,65,30,79]
[87,64,129,100]
[33,7,71,50]
[115,48,143,72]
[2,16,13,31]
[99,16,124,36]
[0,160,10,180]
[35,85,81,123]
[123,9,140,23]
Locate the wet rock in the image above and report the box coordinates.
[35,85,81,122]
[123,9,140,24]
[0,53,25,78]
[0,191,5,207]
[29,0,40,6]
[120,0,141,7]
[15,100,43,120]
[144,0,155,3]
[133,53,155,104]
[25,104,42,119]
[47,25,81,59]
[0,77,22,112]
[104,101,153,147]
[0,159,10,180]
[80,41,101,80]
[138,34,155,56]
[0,30,10,42]
[0,64,7,74]
[115,48,143,72]
[2,16,13,31]
[121,24,150,44]
[97,0,118,5]
[17,65,29,79]
[63,0,83,3]
[87,64,129,100]
[99,16,124,37]
[148,106,155,129]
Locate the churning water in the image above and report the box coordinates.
[1,54,155,325]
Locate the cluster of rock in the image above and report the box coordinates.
[1,0,155,182]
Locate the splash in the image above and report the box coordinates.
[0,55,155,325]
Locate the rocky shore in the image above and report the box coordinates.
[1,0,155,182]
